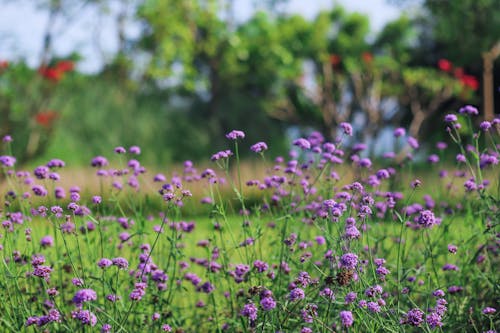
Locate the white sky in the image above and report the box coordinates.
[0,0,401,72]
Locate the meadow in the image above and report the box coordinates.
[0,107,498,332]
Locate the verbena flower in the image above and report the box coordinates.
[400,308,424,326]
[240,302,258,321]
[260,297,276,311]
[40,235,54,247]
[73,289,97,306]
[340,122,353,136]
[339,310,354,327]
[394,127,406,137]
[482,307,496,315]
[226,130,245,140]
[71,309,97,326]
[112,257,129,269]
[458,105,479,116]
[289,288,305,301]
[340,253,358,269]
[91,156,108,168]
[0,155,16,167]
[250,142,268,153]
[293,138,311,150]
[129,145,141,154]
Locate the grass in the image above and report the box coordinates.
[0,119,499,332]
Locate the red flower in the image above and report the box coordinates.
[56,60,74,73]
[453,67,464,79]
[460,75,479,91]
[437,59,452,72]
[38,66,63,82]
[35,111,58,127]
[329,54,341,66]
[38,60,74,82]
[0,60,8,69]
[362,52,373,64]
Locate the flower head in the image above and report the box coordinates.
[339,310,354,327]
[226,130,245,140]
[340,122,353,136]
[401,308,424,326]
[340,253,358,269]
[250,142,268,153]
[458,105,479,116]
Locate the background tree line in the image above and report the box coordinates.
[1,0,499,165]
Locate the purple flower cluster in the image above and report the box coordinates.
[226,130,245,140]
[73,288,97,306]
[250,141,268,153]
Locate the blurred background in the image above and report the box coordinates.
[1,0,499,166]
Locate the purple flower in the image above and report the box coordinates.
[101,323,112,332]
[34,166,50,179]
[358,158,372,168]
[482,307,496,315]
[31,254,46,267]
[40,236,54,247]
[129,287,146,301]
[71,309,97,326]
[240,302,258,321]
[154,173,166,182]
[260,297,276,311]
[427,154,439,164]
[114,146,126,154]
[480,121,492,131]
[394,127,406,137]
[91,195,102,204]
[446,244,457,254]
[367,301,381,313]
[32,185,48,197]
[376,169,390,179]
[344,226,360,239]
[91,156,109,167]
[339,310,354,327]
[73,289,97,305]
[444,114,458,122]
[293,138,311,150]
[442,263,459,271]
[250,141,268,153]
[432,289,445,298]
[289,288,305,301]
[340,122,353,136]
[401,308,424,326]
[211,150,233,161]
[426,312,443,328]
[129,145,141,154]
[2,135,12,142]
[340,253,358,269]
[112,257,129,269]
[0,155,16,167]
[226,130,245,140]
[458,105,479,116]
[456,154,466,163]
[315,236,326,245]
[72,277,84,286]
[448,285,463,294]
[436,141,448,150]
[253,260,269,273]
[416,210,437,228]
[407,137,419,149]
[33,265,52,280]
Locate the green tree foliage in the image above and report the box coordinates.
[137,1,305,155]
[424,0,500,67]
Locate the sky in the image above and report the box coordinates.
[0,0,402,73]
